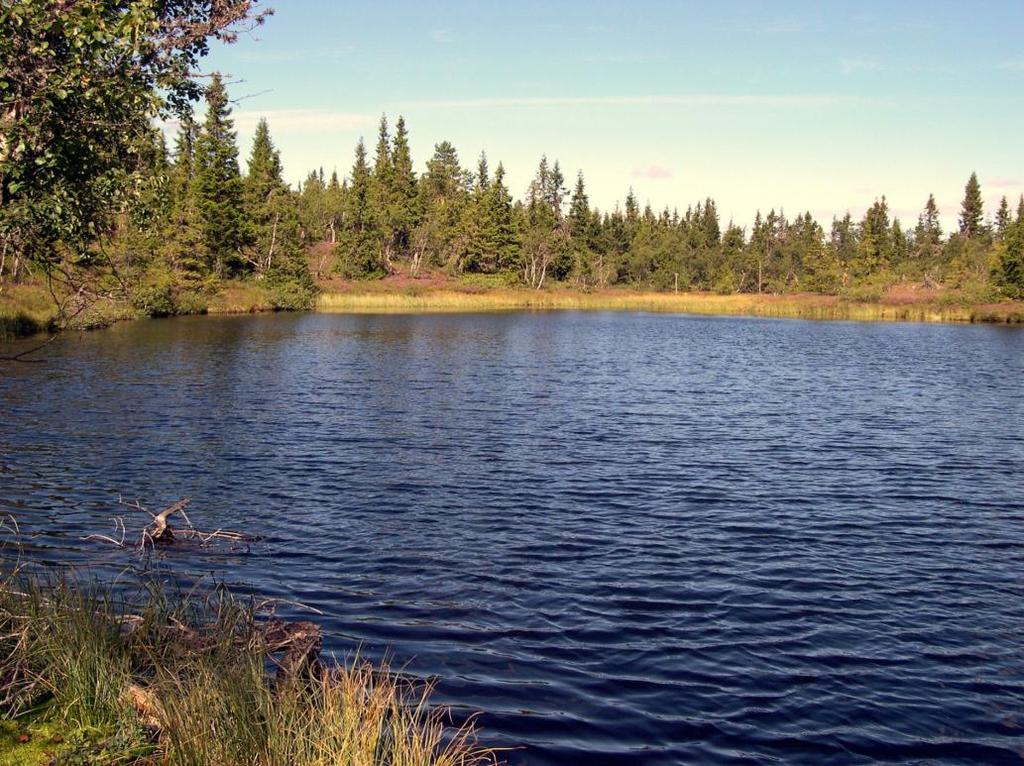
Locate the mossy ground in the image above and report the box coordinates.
[0,707,142,766]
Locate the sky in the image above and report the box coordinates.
[202,0,1024,229]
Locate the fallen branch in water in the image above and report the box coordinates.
[82,497,259,552]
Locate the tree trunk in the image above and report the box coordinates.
[0,237,7,294]
[266,213,279,274]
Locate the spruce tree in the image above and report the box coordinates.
[795,212,838,292]
[993,217,1024,299]
[335,138,382,278]
[488,163,518,272]
[914,194,942,261]
[959,172,984,238]
[476,152,490,192]
[388,116,420,261]
[456,153,496,273]
[855,197,892,276]
[416,141,469,269]
[242,119,307,293]
[166,117,206,284]
[369,115,395,267]
[568,172,595,284]
[995,196,1010,241]
[244,119,283,214]
[192,73,247,277]
[701,198,721,248]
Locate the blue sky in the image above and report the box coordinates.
[204,0,1024,228]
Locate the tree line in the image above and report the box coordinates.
[147,77,1024,304]
[3,2,1023,311]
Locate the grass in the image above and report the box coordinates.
[205,281,276,315]
[317,286,1024,324]
[0,284,57,341]
[0,279,308,341]
[5,275,1023,342]
[0,575,495,766]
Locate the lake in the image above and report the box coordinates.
[1,311,1023,764]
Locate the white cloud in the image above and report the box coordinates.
[839,57,883,75]
[633,165,674,180]
[233,110,375,132]
[430,29,452,44]
[402,94,858,109]
[997,58,1024,71]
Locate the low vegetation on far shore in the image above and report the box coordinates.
[317,277,1024,324]
[4,270,1024,343]
[0,574,494,766]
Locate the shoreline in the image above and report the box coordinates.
[4,281,1024,343]
[317,286,1024,324]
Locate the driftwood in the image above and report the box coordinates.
[262,619,324,682]
[146,498,190,544]
[123,683,164,734]
[82,497,258,551]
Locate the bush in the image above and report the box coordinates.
[130,278,176,318]
[266,278,316,311]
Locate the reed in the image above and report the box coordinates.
[0,575,495,766]
[317,288,1024,324]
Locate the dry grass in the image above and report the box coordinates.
[0,283,57,340]
[205,281,276,315]
[317,287,1024,324]
[0,575,495,766]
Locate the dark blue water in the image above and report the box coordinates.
[2,312,1023,765]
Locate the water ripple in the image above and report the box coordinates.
[1,312,1023,765]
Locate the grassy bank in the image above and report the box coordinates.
[0,575,493,766]
[5,278,1024,342]
[0,280,301,342]
[318,284,1024,324]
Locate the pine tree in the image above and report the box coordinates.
[993,216,1024,299]
[855,197,892,276]
[164,117,206,284]
[192,73,247,277]
[749,211,768,293]
[890,218,908,266]
[522,156,568,287]
[701,198,721,248]
[388,115,420,261]
[241,119,307,293]
[624,188,639,229]
[995,196,1010,242]
[488,163,518,272]
[830,213,858,275]
[568,172,595,285]
[369,115,395,268]
[456,153,496,273]
[244,119,283,212]
[335,138,382,278]
[959,172,984,238]
[476,152,490,192]
[914,193,942,261]
[415,141,469,270]
[795,212,838,292]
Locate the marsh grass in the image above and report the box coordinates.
[317,288,1024,323]
[0,575,495,766]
